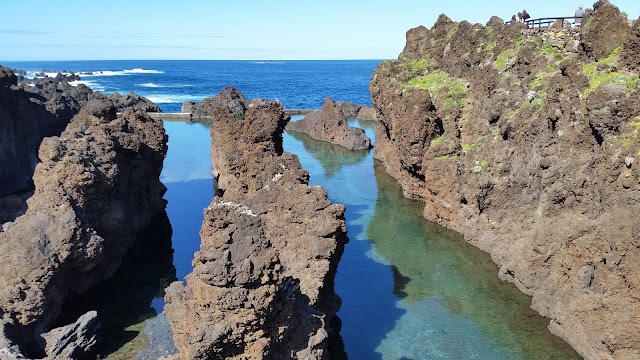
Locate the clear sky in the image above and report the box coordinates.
[0,0,637,61]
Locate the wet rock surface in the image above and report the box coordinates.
[370,3,639,359]
[0,100,167,357]
[286,98,372,150]
[164,88,348,359]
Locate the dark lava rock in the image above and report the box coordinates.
[181,86,247,118]
[369,6,640,359]
[286,98,372,150]
[0,101,167,357]
[37,311,100,359]
[335,101,363,118]
[164,89,348,360]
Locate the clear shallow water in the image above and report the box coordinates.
[38,60,580,359]
[285,119,580,360]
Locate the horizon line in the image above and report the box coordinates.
[1,58,391,62]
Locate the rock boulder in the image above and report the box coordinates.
[286,98,371,150]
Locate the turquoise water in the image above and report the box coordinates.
[57,118,579,359]
[284,118,580,360]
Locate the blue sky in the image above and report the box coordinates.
[0,0,637,61]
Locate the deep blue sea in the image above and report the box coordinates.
[9,60,580,359]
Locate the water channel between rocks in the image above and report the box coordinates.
[59,117,580,359]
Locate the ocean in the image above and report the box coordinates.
[8,60,580,359]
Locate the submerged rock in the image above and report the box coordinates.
[0,100,167,356]
[164,88,348,359]
[370,4,640,359]
[286,98,371,150]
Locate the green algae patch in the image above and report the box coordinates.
[472,159,488,173]
[581,47,640,98]
[493,49,516,72]
[404,70,468,108]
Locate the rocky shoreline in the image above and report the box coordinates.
[0,67,168,358]
[370,1,639,359]
[164,89,348,359]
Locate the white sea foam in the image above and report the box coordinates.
[146,95,202,104]
[122,68,164,74]
[250,61,286,64]
[43,71,73,78]
[139,82,162,88]
[68,80,105,92]
[80,68,165,77]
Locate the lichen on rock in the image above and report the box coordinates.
[370,2,640,359]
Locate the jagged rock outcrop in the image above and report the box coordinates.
[180,86,248,117]
[356,105,379,121]
[93,92,161,113]
[0,67,160,199]
[335,101,363,118]
[370,2,639,360]
[0,100,167,356]
[164,89,348,359]
[286,98,371,150]
[37,311,100,359]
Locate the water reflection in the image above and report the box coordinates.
[369,161,580,359]
[285,121,580,360]
[286,131,369,178]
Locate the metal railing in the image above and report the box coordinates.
[506,16,582,29]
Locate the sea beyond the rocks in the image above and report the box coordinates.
[9,60,580,359]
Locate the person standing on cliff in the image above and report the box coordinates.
[574,5,584,26]
[521,10,531,22]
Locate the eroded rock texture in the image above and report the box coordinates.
[0,100,167,356]
[370,2,639,359]
[0,67,160,199]
[286,98,371,150]
[164,89,347,359]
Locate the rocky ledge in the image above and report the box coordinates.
[286,98,372,150]
[164,88,348,359]
[370,1,639,359]
[0,100,168,357]
[0,66,160,200]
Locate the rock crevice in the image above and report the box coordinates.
[165,88,348,359]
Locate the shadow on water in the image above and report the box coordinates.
[55,211,177,359]
[163,178,213,280]
[286,130,369,178]
[368,160,580,360]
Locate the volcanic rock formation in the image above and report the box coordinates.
[164,89,348,359]
[181,86,248,117]
[0,67,160,199]
[0,100,168,357]
[286,98,371,150]
[369,1,639,359]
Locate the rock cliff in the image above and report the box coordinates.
[0,100,167,357]
[0,67,160,199]
[164,89,348,359]
[286,98,371,150]
[369,1,639,359]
